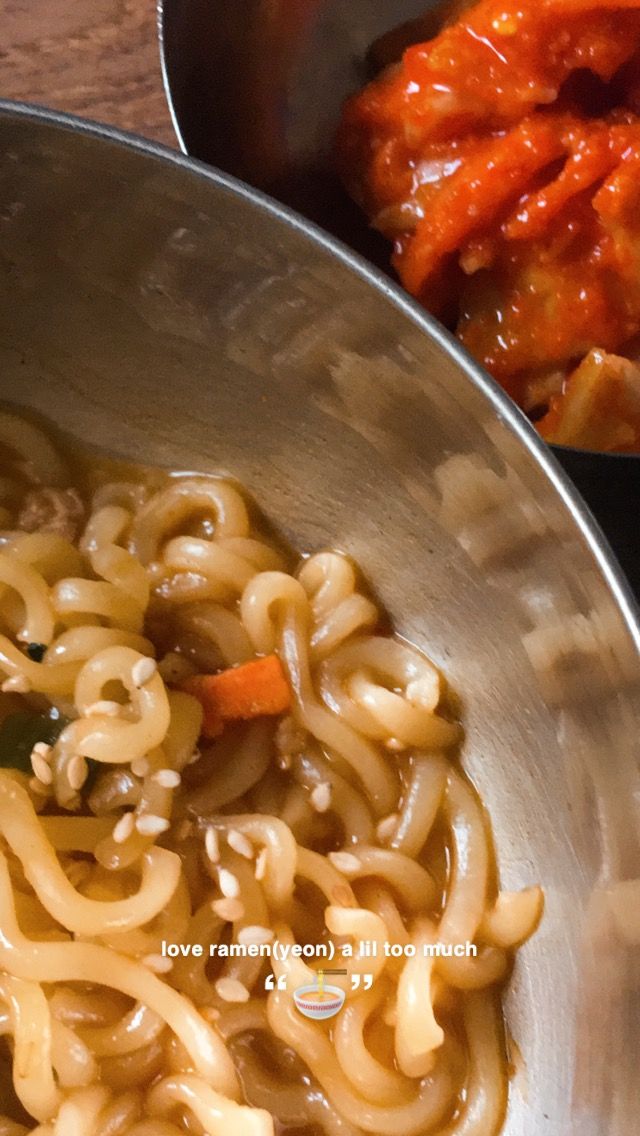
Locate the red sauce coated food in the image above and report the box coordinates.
[337,0,640,451]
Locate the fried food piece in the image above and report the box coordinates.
[337,0,640,448]
[539,349,640,450]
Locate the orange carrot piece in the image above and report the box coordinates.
[180,655,291,739]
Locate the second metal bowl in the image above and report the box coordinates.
[158,0,640,591]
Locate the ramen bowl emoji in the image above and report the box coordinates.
[293,983,346,1020]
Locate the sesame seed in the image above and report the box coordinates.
[176,818,193,842]
[237,925,274,947]
[31,752,53,785]
[227,829,254,859]
[152,768,181,789]
[328,851,361,874]
[2,674,31,693]
[376,813,399,843]
[68,755,88,791]
[215,977,249,1004]
[254,848,268,881]
[32,742,52,761]
[187,748,201,765]
[275,715,306,756]
[85,700,121,717]
[142,953,173,975]
[331,884,353,906]
[131,757,149,778]
[310,782,332,813]
[136,814,170,837]
[277,752,292,771]
[382,1001,398,1026]
[112,812,135,844]
[205,826,220,863]
[385,737,405,752]
[218,868,240,899]
[131,657,157,688]
[211,897,245,922]
[29,776,50,797]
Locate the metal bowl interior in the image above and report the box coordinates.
[157,0,432,257]
[0,103,639,1135]
[158,0,640,566]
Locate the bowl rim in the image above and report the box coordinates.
[156,0,190,161]
[0,97,638,656]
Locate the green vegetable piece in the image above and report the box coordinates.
[0,711,68,773]
[26,642,47,662]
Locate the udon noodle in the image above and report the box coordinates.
[0,413,542,1136]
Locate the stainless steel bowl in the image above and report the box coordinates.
[0,102,639,1135]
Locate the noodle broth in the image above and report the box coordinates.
[0,411,542,1136]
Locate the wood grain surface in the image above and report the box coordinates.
[0,0,175,145]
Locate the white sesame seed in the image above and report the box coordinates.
[152,768,181,789]
[31,752,53,785]
[328,851,361,874]
[405,677,438,708]
[277,752,292,771]
[85,700,121,717]
[215,977,249,1003]
[376,813,400,844]
[176,818,193,842]
[29,776,50,796]
[187,747,201,765]
[254,848,268,881]
[32,742,52,761]
[227,829,254,859]
[382,1001,398,1026]
[68,754,88,791]
[131,757,149,778]
[275,715,306,756]
[211,897,245,922]
[112,811,135,844]
[237,925,274,947]
[205,826,220,863]
[310,782,332,813]
[218,868,240,899]
[136,814,170,837]
[2,674,31,693]
[131,657,157,688]
[142,953,173,974]
[385,737,405,752]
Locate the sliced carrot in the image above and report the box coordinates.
[180,655,291,739]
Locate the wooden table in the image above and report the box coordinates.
[0,0,175,146]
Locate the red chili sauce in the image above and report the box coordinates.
[337,0,640,450]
